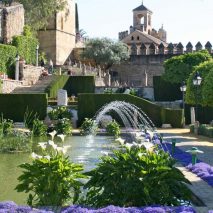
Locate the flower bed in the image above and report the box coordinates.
[163,142,213,187]
[0,202,196,213]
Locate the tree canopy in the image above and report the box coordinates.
[185,60,213,106]
[81,38,129,70]
[163,50,212,84]
[18,0,67,31]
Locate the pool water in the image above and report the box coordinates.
[0,135,116,204]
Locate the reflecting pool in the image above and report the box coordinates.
[0,135,116,204]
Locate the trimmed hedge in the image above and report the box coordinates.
[45,76,95,98]
[78,94,183,128]
[45,75,69,98]
[64,76,95,96]
[153,76,182,101]
[12,35,39,65]
[0,94,47,121]
[0,44,17,74]
[190,124,213,138]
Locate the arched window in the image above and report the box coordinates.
[148,30,151,35]
[137,36,140,40]
[131,36,134,41]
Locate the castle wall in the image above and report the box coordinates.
[38,0,76,65]
[112,54,173,87]
[1,4,24,44]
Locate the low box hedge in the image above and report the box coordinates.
[78,94,183,128]
[0,93,47,121]
[190,124,213,138]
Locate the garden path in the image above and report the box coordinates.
[158,128,213,213]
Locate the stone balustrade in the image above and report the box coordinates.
[1,79,23,93]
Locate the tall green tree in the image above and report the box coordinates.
[185,60,213,106]
[18,0,67,31]
[81,38,129,71]
[163,50,211,84]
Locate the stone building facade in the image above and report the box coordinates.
[0,3,24,44]
[37,0,76,65]
[119,2,167,53]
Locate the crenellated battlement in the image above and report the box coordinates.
[129,41,212,56]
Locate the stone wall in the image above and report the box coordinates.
[1,4,24,44]
[1,79,23,93]
[112,54,171,87]
[22,65,43,85]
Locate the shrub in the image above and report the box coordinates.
[0,44,17,74]
[12,35,39,65]
[15,140,85,207]
[80,118,98,135]
[55,118,72,135]
[84,146,192,207]
[106,120,120,138]
[48,106,72,120]
[189,124,194,133]
[32,119,47,137]
[0,117,14,136]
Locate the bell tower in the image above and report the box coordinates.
[133,1,153,34]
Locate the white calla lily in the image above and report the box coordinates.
[44,155,51,161]
[48,140,58,150]
[57,134,66,143]
[38,142,47,150]
[48,130,57,140]
[115,137,125,145]
[125,143,133,150]
[141,142,154,151]
[31,152,42,159]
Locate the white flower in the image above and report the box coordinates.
[140,142,154,151]
[56,145,71,154]
[101,151,109,156]
[44,155,51,161]
[57,134,66,143]
[48,130,57,140]
[47,106,53,113]
[115,137,125,145]
[48,140,58,150]
[146,130,154,140]
[125,143,133,150]
[31,152,42,159]
[38,142,47,150]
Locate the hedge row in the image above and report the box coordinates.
[45,75,69,98]
[0,94,47,121]
[0,44,17,74]
[45,76,95,98]
[190,124,213,138]
[153,76,182,101]
[78,94,184,128]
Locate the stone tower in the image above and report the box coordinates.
[158,25,167,42]
[37,0,76,65]
[133,2,153,35]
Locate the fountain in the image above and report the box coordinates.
[95,101,155,131]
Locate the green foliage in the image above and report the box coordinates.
[163,50,211,84]
[78,94,183,128]
[153,76,182,101]
[23,25,33,37]
[80,118,98,135]
[84,146,192,207]
[32,119,47,137]
[45,76,95,98]
[0,130,32,153]
[24,108,38,129]
[185,60,213,106]
[0,94,47,122]
[0,44,17,74]
[48,106,72,120]
[19,0,67,31]
[106,120,120,138]
[198,124,213,138]
[81,38,129,70]
[202,68,213,107]
[0,117,14,136]
[16,141,85,207]
[189,124,195,133]
[12,35,39,65]
[55,118,72,135]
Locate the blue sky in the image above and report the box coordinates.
[76,0,213,46]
